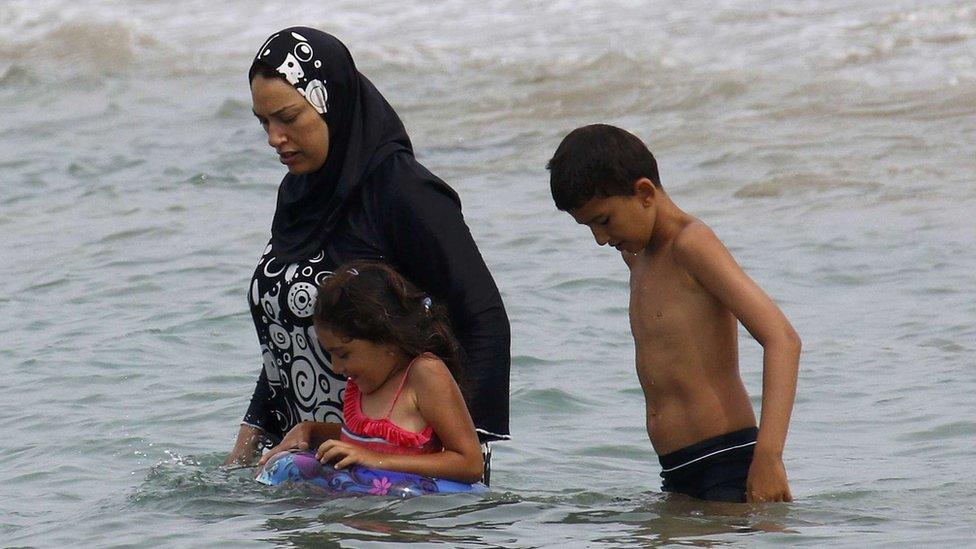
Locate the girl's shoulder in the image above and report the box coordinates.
[405,353,455,388]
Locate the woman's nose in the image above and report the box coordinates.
[267,123,287,148]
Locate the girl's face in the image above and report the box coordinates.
[315,326,405,394]
[251,74,330,175]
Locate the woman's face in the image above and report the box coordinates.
[251,74,330,175]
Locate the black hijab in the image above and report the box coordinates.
[250,27,412,262]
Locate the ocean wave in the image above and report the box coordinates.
[0,20,151,77]
[734,174,881,199]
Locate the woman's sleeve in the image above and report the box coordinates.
[242,367,277,439]
[385,172,511,442]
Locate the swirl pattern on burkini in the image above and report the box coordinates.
[287,282,317,318]
[249,242,344,432]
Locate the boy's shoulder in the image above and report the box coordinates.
[631,219,730,286]
[666,220,749,298]
[631,218,722,265]
[672,218,718,248]
[670,219,726,269]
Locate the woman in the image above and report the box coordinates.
[224,28,510,477]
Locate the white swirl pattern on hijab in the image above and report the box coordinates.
[257,31,329,114]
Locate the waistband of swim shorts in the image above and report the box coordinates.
[658,427,758,473]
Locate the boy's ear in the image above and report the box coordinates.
[634,177,656,205]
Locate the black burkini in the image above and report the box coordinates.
[242,28,510,446]
[658,427,758,503]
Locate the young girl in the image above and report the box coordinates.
[306,260,484,484]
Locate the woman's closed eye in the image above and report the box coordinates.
[254,111,297,129]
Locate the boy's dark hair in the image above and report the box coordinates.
[314,260,463,385]
[546,124,662,211]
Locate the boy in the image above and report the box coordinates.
[547,124,800,503]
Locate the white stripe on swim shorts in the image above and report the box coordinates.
[660,440,757,473]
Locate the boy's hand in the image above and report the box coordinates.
[745,449,793,503]
[316,440,386,470]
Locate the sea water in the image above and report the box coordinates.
[1,0,974,546]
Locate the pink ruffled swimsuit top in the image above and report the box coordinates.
[340,356,442,456]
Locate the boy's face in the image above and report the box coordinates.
[568,180,657,254]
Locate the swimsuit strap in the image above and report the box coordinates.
[383,354,427,418]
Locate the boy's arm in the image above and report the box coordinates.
[673,223,801,503]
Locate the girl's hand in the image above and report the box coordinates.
[316,440,386,470]
[257,422,314,467]
[258,421,342,467]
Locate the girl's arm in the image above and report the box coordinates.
[317,359,485,483]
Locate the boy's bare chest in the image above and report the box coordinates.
[628,252,713,339]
